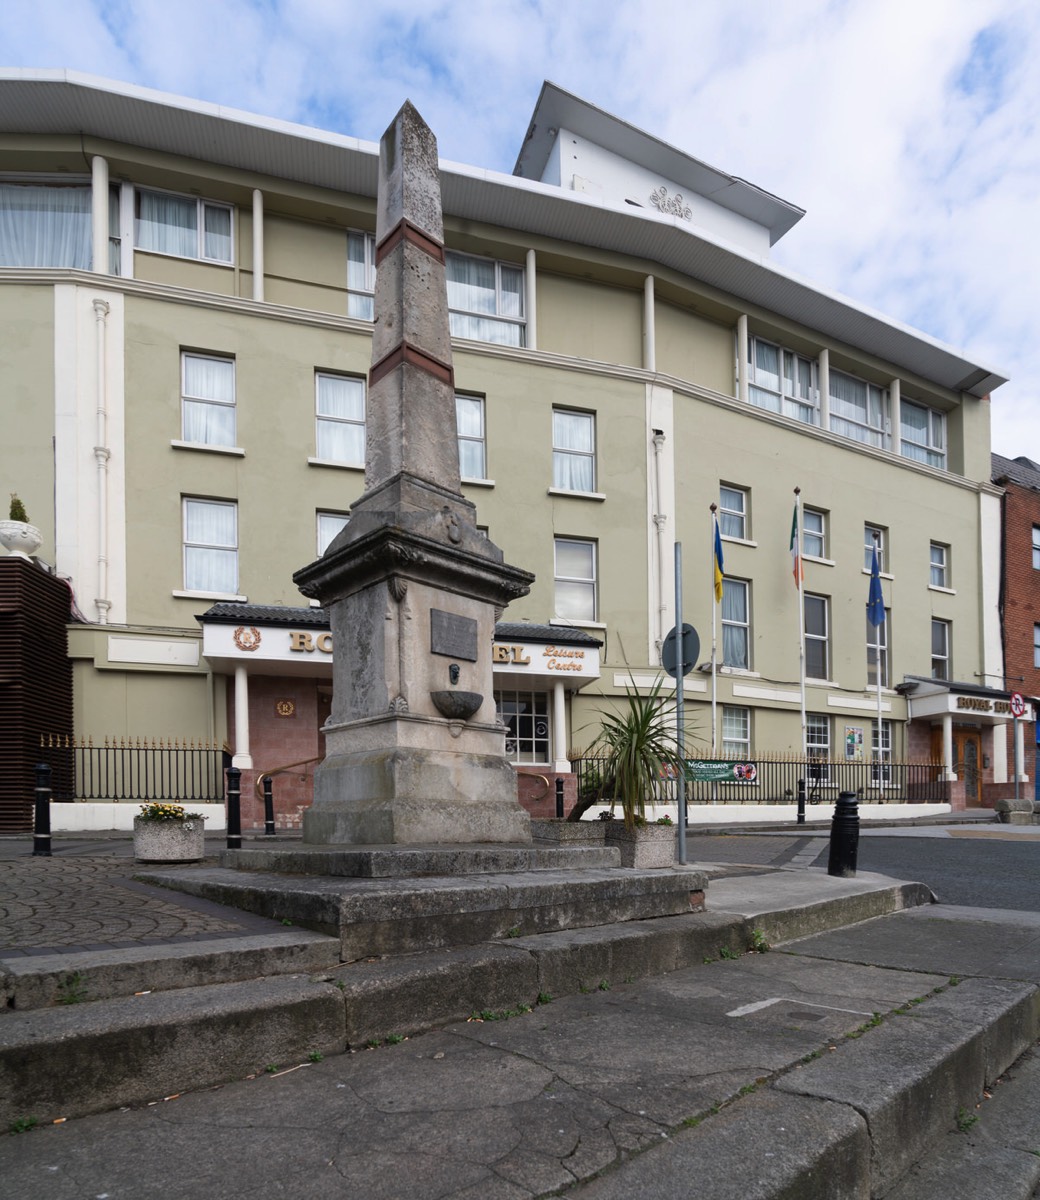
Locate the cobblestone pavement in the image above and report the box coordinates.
[0,842,278,956]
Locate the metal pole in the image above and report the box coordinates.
[674,542,687,865]
[263,775,276,835]
[1014,714,1020,805]
[226,765,242,851]
[555,776,565,820]
[33,763,52,857]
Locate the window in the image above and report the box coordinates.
[806,714,831,782]
[181,353,235,446]
[722,706,750,758]
[445,251,524,346]
[901,400,946,469]
[931,619,951,680]
[721,579,749,669]
[804,594,830,680]
[316,373,365,465]
[496,691,550,763]
[552,409,595,491]
[0,181,92,268]
[929,543,949,588]
[136,189,232,263]
[803,508,826,559]
[1033,526,1040,570]
[456,395,487,479]
[864,525,886,572]
[183,499,237,594]
[347,230,376,320]
[870,719,893,782]
[719,486,748,539]
[1034,624,1040,669]
[747,335,819,425]
[830,370,887,448]
[866,612,889,687]
[554,538,597,622]
[317,512,349,556]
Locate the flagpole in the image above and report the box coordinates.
[795,487,806,756]
[709,503,719,755]
[867,532,886,775]
[875,535,883,764]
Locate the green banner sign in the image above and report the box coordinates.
[685,760,758,783]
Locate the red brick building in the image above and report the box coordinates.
[992,453,1040,798]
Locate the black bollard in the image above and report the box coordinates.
[827,790,859,877]
[555,777,565,819]
[796,778,806,826]
[33,762,52,857]
[226,765,242,851]
[263,775,276,836]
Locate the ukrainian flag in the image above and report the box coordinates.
[713,518,724,603]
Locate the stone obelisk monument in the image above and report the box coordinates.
[294,102,535,845]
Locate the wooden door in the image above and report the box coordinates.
[953,730,982,805]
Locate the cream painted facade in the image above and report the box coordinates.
[0,72,1020,816]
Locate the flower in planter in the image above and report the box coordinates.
[137,802,203,822]
[656,815,674,826]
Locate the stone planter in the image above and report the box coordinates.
[0,520,42,559]
[133,815,206,862]
[530,819,606,845]
[605,820,676,868]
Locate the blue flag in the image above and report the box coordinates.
[866,542,885,627]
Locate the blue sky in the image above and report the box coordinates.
[4,0,1038,458]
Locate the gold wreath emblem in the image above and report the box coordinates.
[275,699,295,717]
[233,625,262,652]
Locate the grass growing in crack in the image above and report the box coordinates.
[469,1003,533,1023]
[55,972,87,1005]
[719,946,739,961]
[308,1051,323,1063]
[505,926,521,938]
[737,1082,758,1097]
[956,1107,979,1133]
[264,1064,280,1074]
[364,1039,381,1049]
[749,929,770,953]
[385,1034,405,1045]
[847,1013,883,1039]
[536,992,553,1005]
[598,979,610,991]
[8,1117,37,1134]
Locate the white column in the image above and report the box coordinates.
[525,248,537,350]
[942,713,955,782]
[92,299,112,624]
[889,378,901,455]
[552,680,570,772]
[643,275,656,371]
[992,721,1009,783]
[90,156,109,274]
[233,666,253,768]
[1015,718,1029,782]
[252,189,264,302]
[736,314,748,403]
[818,348,830,429]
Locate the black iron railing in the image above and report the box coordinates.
[41,735,229,803]
[573,754,947,807]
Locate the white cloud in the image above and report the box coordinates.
[2,0,1037,457]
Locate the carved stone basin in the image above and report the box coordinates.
[430,690,483,720]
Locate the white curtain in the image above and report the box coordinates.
[316,374,365,463]
[554,540,595,620]
[203,204,231,262]
[137,191,196,258]
[183,356,235,445]
[721,580,747,667]
[456,396,485,477]
[184,500,237,593]
[553,411,594,490]
[0,184,91,268]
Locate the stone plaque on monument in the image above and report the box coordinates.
[430,610,479,661]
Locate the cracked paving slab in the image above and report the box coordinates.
[1,951,952,1200]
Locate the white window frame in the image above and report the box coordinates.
[135,187,233,264]
[865,525,887,573]
[347,230,376,320]
[496,690,551,764]
[803,507,826,559]
[901,399,946,469]
[870,719,893,782]
[315,372,366,466]
[1034,624,1040,669]
[317,511,349,556]
[456,394,487,481]
[721,706,751,759]
[0,176,93,269]
[553,537,597,623]
[806,713,831,783]
[1033,526,1040,570]
[804,594,830,681]
[445,250,525,347]
[830,369,888,449]
[747,334,819,425]
[552,409,596,493]
[719,485,748,540]
[180,352,236,448]
[929,542,949,588]
[721,578,750,669]
[867,612,890,688]
[931,618,951,680]
[182,498,238,596]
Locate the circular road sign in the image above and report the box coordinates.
[1010,692,1027,718]
[662,624,700,678]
